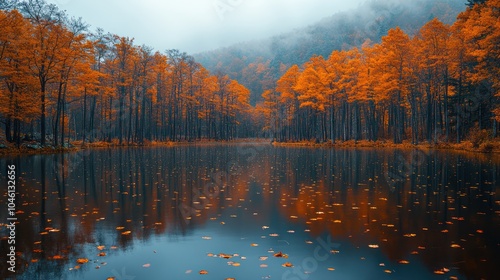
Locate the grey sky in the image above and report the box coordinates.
[46,0,365,54]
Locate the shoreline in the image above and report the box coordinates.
[272,139,500,154]
[1,138,500,157]
[0,139,271,157]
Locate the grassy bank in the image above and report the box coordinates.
[0,138,270,157]
[2,138,500,157]
[272,139,500,153]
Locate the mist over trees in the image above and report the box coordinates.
[1,0,498,147]
[260,0,500,145]
[195,0,466,106]
[0,0,257,147]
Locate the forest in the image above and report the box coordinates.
[0,0,499,149]
[259,0,500,145]
[195,0,466,105]
[0,0,256,147]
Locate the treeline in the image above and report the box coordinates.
[0,0,256,147]
[260,0,500,144]
[195,0,465,106]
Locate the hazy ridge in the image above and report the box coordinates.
[194,0,466,105]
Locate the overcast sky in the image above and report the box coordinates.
[46,0,365,54]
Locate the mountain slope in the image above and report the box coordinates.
[194,0,466,105]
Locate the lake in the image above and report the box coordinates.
[1,144,499,279]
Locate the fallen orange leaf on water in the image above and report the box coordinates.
[282,262,294,267]
[274,251,289,258]
[219,253,233,259]
[76,258,89,264]
[199,270,208,274]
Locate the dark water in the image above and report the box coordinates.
[1,144,499,280]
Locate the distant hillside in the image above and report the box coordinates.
[194,0,466,105]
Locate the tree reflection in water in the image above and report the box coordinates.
[0,145,498,279]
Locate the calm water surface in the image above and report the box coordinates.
[1,144,499,279]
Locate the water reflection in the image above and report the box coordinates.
[0,146,499,279]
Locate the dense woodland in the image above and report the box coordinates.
[0,0,256,147]
[0,0,499,147]
[195,0,466,105]
[259,0,500,144]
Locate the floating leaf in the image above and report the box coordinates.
[250,243,259,247]
[259,256,268,261]
[76,258,89,264]
[121,231,132,235]
[273,252,289,258]
[199,270,208,274]
[327,267,335,271]
[97,245,105,251]
[368,244,379,248]
[260,264,268,268]
[219,253,233,259]
[450,244,461,248]
[231,262,240,267]
[98,252,106,257]
[142,263,151,268]
[399,260,410,264]
[384,270,392,274]
[282,262,294,267]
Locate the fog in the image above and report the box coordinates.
[46,0,365,54]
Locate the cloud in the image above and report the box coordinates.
[47,0,365,53]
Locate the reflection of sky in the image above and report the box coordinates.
[1,146,498,279]
[56,195,444,280]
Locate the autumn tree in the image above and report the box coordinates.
[0,10,39,145]
[17,0,67,146]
